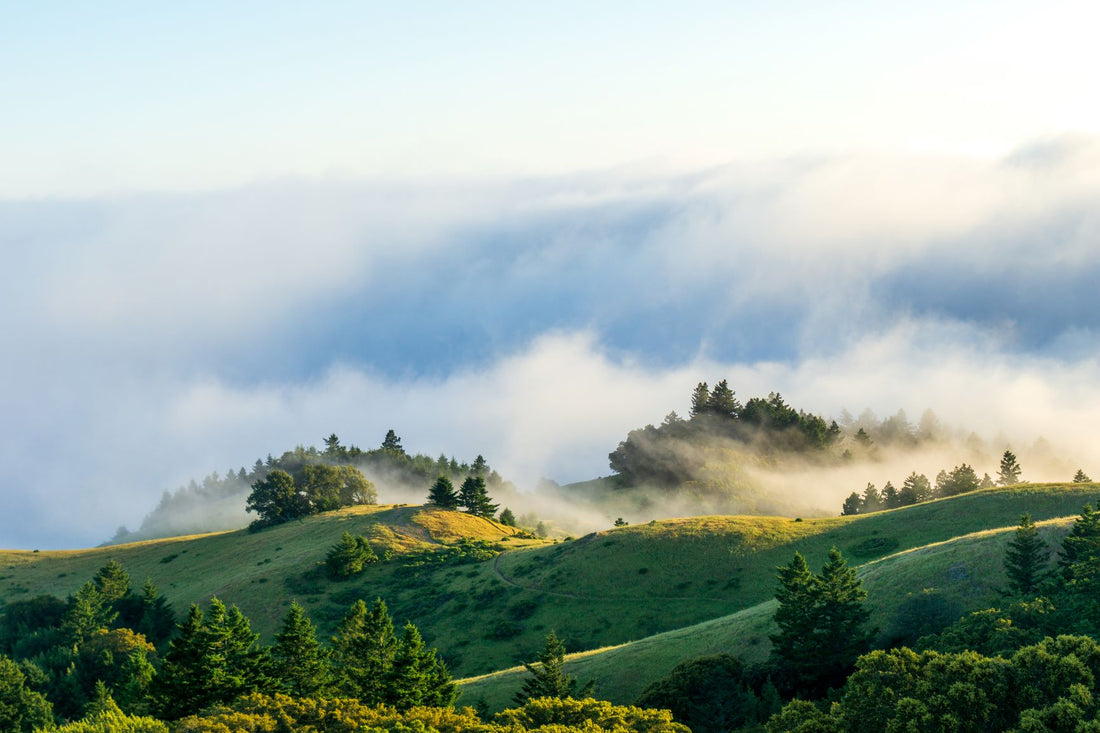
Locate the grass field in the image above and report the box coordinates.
[1,483,1095,685]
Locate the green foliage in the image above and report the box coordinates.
[635,654,766,733]
[245,469,307,529]
[91,560,131,605]
[494,696,689,732]
[770,547,872,695]
[270,603,330,698]
[459,476,499,519]
[0,654,52,732]
[325,531,378,578]
[514,632,591,705]
[62,628,156,718]
[428,476,460,510]
[151,598,269,719]
[840,492,861,516]
[63,581,117,645]
[1005,513,1050,595]
[772,636,1100,733]
[999,449,1024,486]
[1058,503,1100,584]
[498,508,516,527]
[1074,469,1092,483]
[936,463,981,497]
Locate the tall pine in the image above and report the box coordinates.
[513,631,590,705]
[427,476,460,510]
[1004,513,1048,595]
[998,449,1023,485]
[331,598,397,704]
[271,602,330,697]
[459,476,499,518]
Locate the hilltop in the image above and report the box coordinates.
[3,483,1096,690]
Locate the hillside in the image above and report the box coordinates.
[2,484,1096,685]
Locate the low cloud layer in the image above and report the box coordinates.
[3,140,1099,548]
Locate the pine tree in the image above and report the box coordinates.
[271,602,330,697]
[326,531,377,578]
[689,382,710,419]
[387,623,430,710]
[136,578,176,645]
[1073,469,1091,483]
[0,655,53,732]
[63,582,117,645]
[882,481,899,509]
[331,598,397,704]
[499,508,517,526]
[708,379,741,419]
[770,548,872,695]
[1004,513,1048,595]
[513,631,590,705]
[459,476,499,518]
[427,476,460,510]
[92,560,131,605]
[381,429,404,454]
[841,492,862,516]
[860,483,883,513]
[998,450,1023,485]
[1058,504,1100,584]
[900,472,931,505]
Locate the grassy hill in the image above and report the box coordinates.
[1,483,1096,686]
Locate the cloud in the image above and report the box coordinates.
[3,140,1100,548]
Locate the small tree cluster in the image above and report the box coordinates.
[325,531,379,578]
[246,463,376,530]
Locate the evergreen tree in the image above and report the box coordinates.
[841,492,862,516]
[770,548,872,695]
[998,449,1023,485]
[980,472,996,489]
[513,631,590,705]
[427,476,460,510]
[0,655,52,732]
[1004,513,1049,595]
[499,508,517,526]
[63,582,116,645]
[900,472,931,505]
[1073,469,1091,483]
[387,623,430,710]
[459,476,499,518]
[331,598,397,704]
[153,598,268,719]
[860,483,883,513]
[92,560,131,605]
[381,429,405,454]
[325,531,378,578]
[1058,503,1100,584]
[689,382,710,419]
[270,602,330,698]
[471,455,489,476]
[882,481,899,509]
[136,578,176,646]
[708,379,741,419]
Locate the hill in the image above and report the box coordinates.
[2,484,1096,684]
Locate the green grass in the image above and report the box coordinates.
[1,483,1095,683]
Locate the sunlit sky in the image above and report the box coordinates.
[3,1,1100,548]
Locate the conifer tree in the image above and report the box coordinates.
[1004,513,1048,595]
[387,623,430,710]
[427,476,460,510]
[841,492,861,516]
[136,578,176,645]
[92,560,131,605]
[459,476,499,518]
[708,379,741,419]
[499,508,517,526]
[271,602,330,697]
[900,472,931,505]
[860,483,883,513]
[882,481,899,509]
[689,382,710,419]
[513,631,590,705]
[63,582,117,645]
[331,598,397,704]
[0,655,53,732]
[1073,469,1091,483]
[326,531,377,578]
[998,450,1023,485]
[1058,503,1100,584]
[770,548,872,695]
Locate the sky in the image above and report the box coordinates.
[3,1,1100,549]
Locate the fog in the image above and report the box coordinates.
[3,141,1100,548]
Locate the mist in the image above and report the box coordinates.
[3,141,1100,548]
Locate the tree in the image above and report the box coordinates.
[337,465,376,506]
[513,631,590,705]
[0,655,52,732]
[841,492,862,516]
[636,654,763,733]
[325,531,378,578]
[900,472,931,505]
[998,450,1023,485]
[459,476,499,518]
[152,599,268,719]
[471,454,489,477]
[770,548,873,695]
[1073,469,1091,483]
[689,382,710,419]
[245,469,307,529]
[860,483,883,513]
[136,579,176,646]
[381,429,404,454]
[65,628,156,718]
[1058,503,1100,584]
[937,464,980,497]
[882,481,899,509]
[427,476,460,510]
[92,560,131,605]
[323,433,343,457]
[499,508,517,526]
[1004,513,1049,596]
[63,581,117,645]
[708,379,741,419]
[270,603,330,698]
[331,599,397,704]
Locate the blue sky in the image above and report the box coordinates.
[3,2,1100,548]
